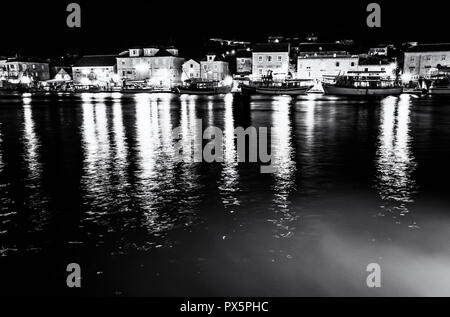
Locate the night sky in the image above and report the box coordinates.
[2,0,448,57]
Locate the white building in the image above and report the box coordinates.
[72,55,118,88]
[357,56,397,78]
[252,43,290,79]
[182,59,200,81]
[116,47,184,88]
[297,54,358,80]
[200,54,229,81]
[403,43,450,82]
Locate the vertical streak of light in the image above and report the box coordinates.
[220,93,240,209]
[81,99,112,223]
[376,95,417,222]
[270,96,297,238]
[135,94,169,233]
[22,97,49,233]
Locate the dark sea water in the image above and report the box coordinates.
[1,92,450,296]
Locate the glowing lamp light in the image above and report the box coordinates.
[223,76,233,86]
[80,77,91,85]
[136,63,149,72]
[401,73,412,83]
[111,74,120,83]
[20,76,32,84]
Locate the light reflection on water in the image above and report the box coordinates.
[2,93,450,295]
[375,95,418,223]
[268,96,297,238]
[22,97,50,233]
[219,94,240,210]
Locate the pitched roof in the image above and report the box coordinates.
[73,55,117,67]
[407,43,450,52]
[201,54,226,62]
[153,49,175,57]
[252,43,290,53]
[6,56,49,63]
[298,42,348,53]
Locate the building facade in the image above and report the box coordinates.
[116,47,184,88]
[297,55,358,80]
[357,56,397,78]
[252,43,290,79]
[72,55,118,88]
[182,59,200,80]
[200,54,230,81]
[295,42,358,80]
[403,43,450,81]
[1,57,50,85]
[235,50,252,75]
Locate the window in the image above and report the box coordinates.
[410,57,415,62]
[351,62,355,67]
[259,69,263,74]
[277,55,282,61]
[442,55,447,61]
[32,64,36,70]
[266,56,272,62]
[258,56,262,62]
[335,62,340,67]
[241,58,245,63]
[381,67,385,71]
[426,55,431,61]
[190,63,194,68]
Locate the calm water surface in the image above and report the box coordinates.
[1,92,450,296]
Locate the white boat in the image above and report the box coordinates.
[323,72,403,96]
[240,80,312,96]
[428,74,450,95]
[175,79,232,95]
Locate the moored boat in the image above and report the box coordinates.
[175,79,232,95]
[240,79,313,96]
[322,71,403,96]
[428,74,450,95]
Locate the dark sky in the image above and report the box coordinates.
[2,0,448,57]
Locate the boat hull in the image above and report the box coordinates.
[323,84,403,96]
[429,87,450,95]
[240,84,312,96]
[176,86,232,95]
